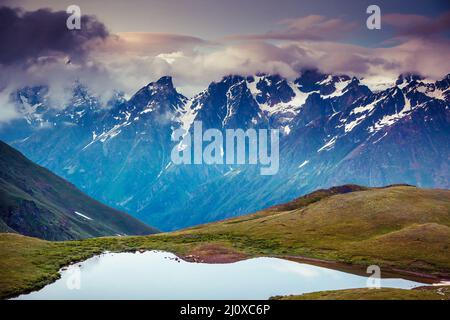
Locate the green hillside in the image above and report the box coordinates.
[1,184,449,299]
[0,141,158,240]
[184,185,450,273]
[271,287,450,300]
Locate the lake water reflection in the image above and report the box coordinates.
[14,251,425,300]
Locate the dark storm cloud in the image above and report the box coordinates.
[0,6,109,66]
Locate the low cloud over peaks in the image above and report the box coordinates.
[0,4,449,118]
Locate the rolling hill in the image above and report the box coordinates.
[179,185,450,273]
[0,141,158,240]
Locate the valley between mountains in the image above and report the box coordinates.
[0,141,158,240]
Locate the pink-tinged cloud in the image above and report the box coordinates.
[383,11,450,37]
[102,32,210,55]
[225,15,357,41]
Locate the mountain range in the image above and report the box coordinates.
[0,69,449,230]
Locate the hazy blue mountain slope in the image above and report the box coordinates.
[0,141,158,240]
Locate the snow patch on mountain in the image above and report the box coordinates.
[352,96,383,115]
[372,131,388,144]
[298,160,309,168]
[369,95,413,132]
[83,121,131,149]
[318,136,337,152]
[177,99,197,133]
[360,77,394,93]
[75,211,93,221]
[248,76,310,121]
[345,114,367,133]
[246,75,263,97]
[324,79,351,98]
[416,85,447,101]
[288,82,310,108]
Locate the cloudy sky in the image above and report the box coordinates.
[0,0,449,113]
